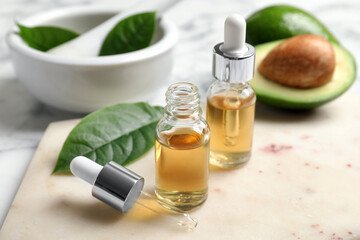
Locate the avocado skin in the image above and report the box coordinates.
[251,41,357,109]
[256,93,338,110]
[246,5,339,46]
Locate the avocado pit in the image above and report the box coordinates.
[258,34,336,88]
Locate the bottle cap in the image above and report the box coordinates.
[70,156,144,213]
[213,14,255,83]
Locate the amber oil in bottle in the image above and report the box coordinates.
[155,82,210,211]
[206,84,255,168]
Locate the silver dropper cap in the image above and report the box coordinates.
[70,156,144,213]
[92,161,144,213]
[213,14,255,83]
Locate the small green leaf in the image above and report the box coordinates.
[17,23,79,52]
[53,102,163,174]
[99,12,156,56]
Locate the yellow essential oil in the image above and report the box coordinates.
[155,131,209,211]
[206,92,255,168]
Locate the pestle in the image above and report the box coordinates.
[47,0,182,58]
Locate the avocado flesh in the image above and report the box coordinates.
[246,5,339,46]
[250,40,357,109]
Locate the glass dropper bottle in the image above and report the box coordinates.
[155,82,210,211]
[206,14,256,169]
[70,156,198,231]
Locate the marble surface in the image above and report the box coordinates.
[2,94,360,239]
[0,0,360,229]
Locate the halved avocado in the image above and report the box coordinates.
[250,40,357,109]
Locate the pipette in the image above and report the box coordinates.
[70,156,198,231]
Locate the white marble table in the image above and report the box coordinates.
[0,0,359,229]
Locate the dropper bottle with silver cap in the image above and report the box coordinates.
[70,156,198,231]
[206,14,256,168]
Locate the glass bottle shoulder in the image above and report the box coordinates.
[207,80,256,109]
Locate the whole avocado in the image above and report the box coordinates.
[246,5,339,45]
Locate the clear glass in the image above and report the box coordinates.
[206,80,256,168]
[155,82,210,211]
[136,191,198,231]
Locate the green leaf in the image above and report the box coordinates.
[53,102,163,174]
[99,12,156,56]
[16,23,79,52]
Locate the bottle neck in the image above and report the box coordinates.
[165,82,201,120]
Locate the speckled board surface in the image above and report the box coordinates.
[1,93,360,240]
